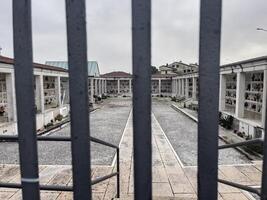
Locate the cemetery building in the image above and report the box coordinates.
[0,56,106,135]
[0,56,70,135]
[46,61,107,103]
[159,61,198,75]
[101,71,132,96]
[171,56,267,139]
[151,74,174,96]
[0,55,266,139]
[101,71,175,97]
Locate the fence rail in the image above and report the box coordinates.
[198,0,222,199]
[0,134,120,198]
[132,0,152,199]
[13,0,40,199]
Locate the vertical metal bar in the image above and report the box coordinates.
[65,0,92,199]
[116,148,120,198]
[198,0,222,199]
[132,0,152,199]
[12,0,40,199]
[261,71,267,199]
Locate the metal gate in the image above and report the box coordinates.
[0,0,267,199]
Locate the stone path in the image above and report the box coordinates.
[0,98,131,165]
[0,111,263,199]
[153,101,251,166]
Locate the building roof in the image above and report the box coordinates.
[101,71,132,78]
[221,56,267,68]
[0,56,67,72]
[45,61,100,77]
[152,73,176,78]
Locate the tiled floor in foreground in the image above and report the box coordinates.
[111,114,263,200]
[0,113,263,199]
[0,164,114,199]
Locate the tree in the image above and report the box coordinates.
[151,66,158,74]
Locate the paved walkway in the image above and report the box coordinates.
[153,101,251,166]
[111,113,262,199]
[0,112,263,199]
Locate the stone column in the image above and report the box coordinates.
[181,79,183,96]
[235,72,245,118]
[6,73,17,122]
[117,79,120,94]
[171,79,174,96]
[99,80,102,95]
[219,74,226,111]
[172,79,175,96]
[192,77,197,100]
[104,80,107,94]
[173,79,177,96]
[99,79,102,95]
[98,79,101,96]
[102,80,104,95]
[159,79,161,96]
[56,76,61,107]
[185,78,189,98]
[129,79,132,94]
[97,79,100,95]
[177,79,181,96]
[35,75,44,113]
[94,79,98,95]
[98,79,101,95]
[181,79,184,96]
[175,80,177,96]
[98,79,100,95]
[176,79,179,96]
[90,78,94,102]
[262,70,267,127]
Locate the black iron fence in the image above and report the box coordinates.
[0,135,120,197]
[1,0,267,199]
[0,0,120,199]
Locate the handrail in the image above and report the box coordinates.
[218,179,261,196]
[218,138,263,149]
[0,135,119,149]
[218,138,263,198]
[0,134,120,198]
[0,172,119,190]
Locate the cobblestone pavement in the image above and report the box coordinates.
[152,99,251,166]
[0,98,131,165]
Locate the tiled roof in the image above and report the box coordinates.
[101,71,132,78]
[45,61,100,77]
[0,56,67,72]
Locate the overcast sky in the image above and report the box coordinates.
[0,0,267,74]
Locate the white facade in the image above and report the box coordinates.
[0,58,107,135]
[104,76,173,97]
[1,55,266,138]
[105,78,132,96]
[171,57,267,138]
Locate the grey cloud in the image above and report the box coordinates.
[0,0,266,73]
